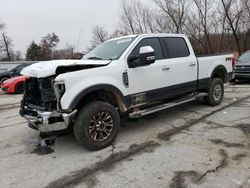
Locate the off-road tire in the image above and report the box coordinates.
[204,78,224,106]
[74,101,120,151]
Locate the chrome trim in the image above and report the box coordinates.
[24,109,77,133]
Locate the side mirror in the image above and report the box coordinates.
[127,46,155,68]
[139,46,155,66]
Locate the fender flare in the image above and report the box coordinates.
[210,65,228,83]
[69,84,128,109]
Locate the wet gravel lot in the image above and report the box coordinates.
[0,82,250,188]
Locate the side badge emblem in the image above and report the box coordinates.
[122,71,129,88]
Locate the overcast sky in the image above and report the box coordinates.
[0,0,154,56]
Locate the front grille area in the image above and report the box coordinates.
[23,77,57,112]
[235,65,250,73]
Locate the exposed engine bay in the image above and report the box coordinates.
[20,77,58,113]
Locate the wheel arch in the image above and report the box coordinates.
[210,65,228,83]
[0,76,11,83]
[69,84,128,113]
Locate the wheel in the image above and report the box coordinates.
[229,78,235,83]
[15,82,24,94]
[204,78,224,106]
[0,77,9,86]
[74,101,120,151]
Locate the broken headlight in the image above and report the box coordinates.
[54,81,66,110]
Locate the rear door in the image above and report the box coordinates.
[160,37,198,97]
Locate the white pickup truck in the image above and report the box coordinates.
[20,34,234,150]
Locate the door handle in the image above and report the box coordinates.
[162,66,170,71]
[189,62,196,67]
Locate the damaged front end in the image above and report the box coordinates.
[20,77,77,133]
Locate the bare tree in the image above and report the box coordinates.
[192,0,216,53]
[153,0,186,33]
[119,0,156,34]
[0,20,6,59]
[92,25,108,44]
[39,32,59,60]
[220,0,246,55]
[242,0,250,51]
[120,0,136,34]
[0,21,5,31]
[1,32,13,61]
[88,0,250,55]
[87,25,109,51]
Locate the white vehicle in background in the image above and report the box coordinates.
[20,33,234,150]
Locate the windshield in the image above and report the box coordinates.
[83,37,135,60]
[238,51,250,62]
[10,65,22,72]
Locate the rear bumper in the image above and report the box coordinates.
[227,72,234,81]
[235,73,250,79]
[23,108,77,133]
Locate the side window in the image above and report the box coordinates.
[163,37,190,58]
[130,38,163,60]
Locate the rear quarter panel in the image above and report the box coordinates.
[197,54,233,80]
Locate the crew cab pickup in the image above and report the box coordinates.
[20,34,234,150]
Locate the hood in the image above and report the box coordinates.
[3,75,27,84]
[236,60,250,66]
[0,71,11,78]
[21,59,111,78]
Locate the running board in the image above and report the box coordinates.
[129,93,208,118]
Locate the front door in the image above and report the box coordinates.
[126,37,168,105]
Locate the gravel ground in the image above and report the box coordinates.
[0,82,250,188]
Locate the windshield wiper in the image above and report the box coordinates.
[87,56,103,60]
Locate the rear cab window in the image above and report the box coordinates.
[163,37,190,58]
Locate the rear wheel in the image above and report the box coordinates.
[15,82,24,94]
[204,78,224,106]
[74,101,120,151]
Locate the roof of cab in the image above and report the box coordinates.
[107,33,187,42]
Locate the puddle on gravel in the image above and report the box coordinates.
[30,138,55,155]
[31,145,55,155]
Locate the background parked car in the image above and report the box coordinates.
[0,63,32,85]
[1,76,27,94]
[233,51,250,81]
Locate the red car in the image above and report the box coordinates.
[1,76,27,94]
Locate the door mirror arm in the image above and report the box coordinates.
[127,55,139,68]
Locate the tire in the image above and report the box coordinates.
[15,82,24,94]
[204,78,224,106]
[229,78,235,83]
[0,77,9,86]
[74,101,120,151]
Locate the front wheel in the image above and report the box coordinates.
[74,101,120,151]
[0,77,9,86]
[204,78,224,106]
